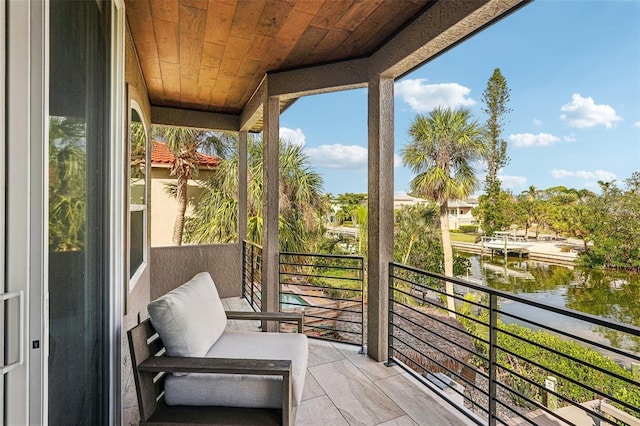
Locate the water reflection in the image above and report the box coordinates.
[460,253,640,353]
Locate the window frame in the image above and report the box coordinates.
[128,97,149,290]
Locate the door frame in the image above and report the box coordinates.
[4,0,48,424]
[1,0,6,416]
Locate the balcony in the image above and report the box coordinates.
[221,295,474,425]
[232,242,640,425]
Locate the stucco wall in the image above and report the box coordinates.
[150,167,214,247]
[123,22,152,426]
[150,243,243,300]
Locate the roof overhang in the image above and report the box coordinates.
[126,0,531,132]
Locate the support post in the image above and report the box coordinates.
[262,93,280,331]
[238,131,248,243]
[489,294,498,426]
[367,75,394,361]
[544,376,558,411]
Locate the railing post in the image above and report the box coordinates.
[385,263,394,367]
[241,240,246,299]
[250,244,255,310]
[489,293,498,426]
[360,256,365,354]
[277,253,282,315]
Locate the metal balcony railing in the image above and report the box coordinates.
[388,262,640,426]
[280,252,364,349]
[241,240,262,312]
[241,242,364,348]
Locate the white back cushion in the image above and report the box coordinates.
[148,272,227,357]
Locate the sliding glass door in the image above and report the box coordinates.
[48,1,114,424]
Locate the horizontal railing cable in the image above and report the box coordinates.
[388,261,640,426]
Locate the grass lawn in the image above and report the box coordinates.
[449,232,477,243]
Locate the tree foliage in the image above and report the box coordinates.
[402,107,485,315]
[333,192,367,225]
[577,174,640,272]
[152,126,236,245]
[473,174,639,272]
[184,137,326,254]
[49,116,86,252]
[478,68,512,235]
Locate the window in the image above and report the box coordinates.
[129,107,148,283]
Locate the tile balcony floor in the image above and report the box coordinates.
[222,297,475,426]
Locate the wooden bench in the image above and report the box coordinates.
[127,311,304,426]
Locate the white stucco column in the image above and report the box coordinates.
[262,94,280,331]
[238,131,248,242]
[367,75,394,361]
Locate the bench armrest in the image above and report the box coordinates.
[139,356,293,425]
[226,311,304,333]
[139,355,291,376]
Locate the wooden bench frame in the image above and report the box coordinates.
[127,311,304,426]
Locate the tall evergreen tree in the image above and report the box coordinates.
[479,68,512,235]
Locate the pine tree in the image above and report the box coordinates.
[480,68,512,235]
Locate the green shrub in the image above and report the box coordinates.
[460,225,479,234]
[497,324,640,413]
[457,301,640,417]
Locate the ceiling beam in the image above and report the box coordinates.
[369,0,531,79]
[151,106,240,131]
[267,57,369,99]
[239,77,266,132]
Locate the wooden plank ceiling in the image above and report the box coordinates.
[125,0,431,117]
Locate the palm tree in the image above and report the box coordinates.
[395,203,438,265]
[401,106,485,316]
[184,137,325,253]
[352,204,368,255]
[152,126,235,245]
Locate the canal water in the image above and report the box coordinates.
[458,252,640,356]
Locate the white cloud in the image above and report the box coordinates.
[305,144,368,170]
[551,169,616,182]
[593,170,617,181]
[633,121,640,128]
[498,174,527,189]
[279,127,306,146]
[551,169,573,178]
[509,133,561,147]
[395,79,475,113]
[533,118,542,126]
[560,93,622,128]
[305,144,402,170]
[563,133,576,143]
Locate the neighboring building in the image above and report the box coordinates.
[393,193,427,209]
[150,141,219,246]
[447,198,479,230]
[393,193,478,230]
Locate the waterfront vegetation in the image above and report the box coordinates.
[458,298,640,413]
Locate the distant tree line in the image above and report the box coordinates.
[472,173,640,272]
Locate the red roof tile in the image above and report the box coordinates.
[151,141,220,169]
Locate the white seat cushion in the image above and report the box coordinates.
[148,272,227,358]
[164,331,309,408]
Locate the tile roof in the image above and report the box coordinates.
[151,141,220,169]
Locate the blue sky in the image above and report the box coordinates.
[279,0,640,197]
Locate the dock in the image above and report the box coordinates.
[451,241,578,267]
